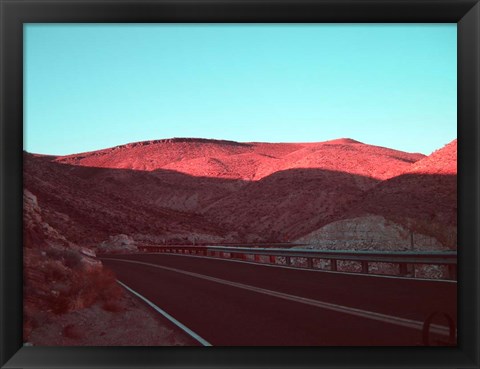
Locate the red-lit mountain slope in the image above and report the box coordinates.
[24,137,455,248]
[51,137,423,213]
[55,137,424,183]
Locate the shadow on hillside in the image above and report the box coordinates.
[23,152,457,246]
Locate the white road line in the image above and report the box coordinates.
[116,280,212,347]
[124,252,457,283]
[105,258,454,337]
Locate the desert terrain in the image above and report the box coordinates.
[23,137,457,345]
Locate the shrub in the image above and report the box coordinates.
[25,248,124,316]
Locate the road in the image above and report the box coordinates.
[101,253,457,346]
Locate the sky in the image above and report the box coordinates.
[24,24,456,156]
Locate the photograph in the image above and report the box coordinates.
[22,23,457,346]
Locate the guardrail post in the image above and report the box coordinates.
[307,258,313,269]
[270,255,276,264]
[399,263,408,276]
[447,264,457,280]
[255,254,261,263]
[285,256,291,266]
[361,261,369,274]
[330,259,337,271]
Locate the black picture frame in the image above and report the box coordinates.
[1,0,479,368]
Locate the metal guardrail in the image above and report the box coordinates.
[137,242,301,248]
[136,245,457,280]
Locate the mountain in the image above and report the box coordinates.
[54,137,424,182]
[24,137,456,250]
[297,139,457,250]
[407,139,457,175]
[24,151,230,246]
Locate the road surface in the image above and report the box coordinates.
[101,253,457,346]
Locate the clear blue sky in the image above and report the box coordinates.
[24,24,456,156]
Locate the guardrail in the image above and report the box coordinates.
[136,245,457,280]
[137,242,300,248]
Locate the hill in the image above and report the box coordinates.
[297,139,457,250]
[24,152,230,246]
[24,137,456,248]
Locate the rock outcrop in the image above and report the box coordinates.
[97,234,137,254]
[296,214,444,251]
[23,189,188,345]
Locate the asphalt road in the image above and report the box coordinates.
[101,253,457,346]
